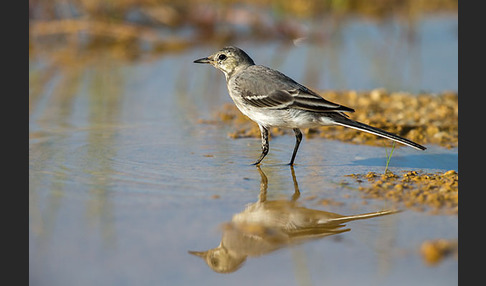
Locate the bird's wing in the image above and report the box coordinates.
[236,66,354,113]
[288,88,355,112]
[240,89,294,109]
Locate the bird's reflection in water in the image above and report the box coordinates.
[189,166,397,273]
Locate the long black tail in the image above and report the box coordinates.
[331,117,426,151]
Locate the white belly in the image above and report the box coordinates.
[234,101,334,129]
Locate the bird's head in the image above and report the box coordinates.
[194,46,255,79]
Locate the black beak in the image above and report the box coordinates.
[193,57,211,64]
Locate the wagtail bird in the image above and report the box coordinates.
[194,46,426,165]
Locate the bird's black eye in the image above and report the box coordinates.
[218,54,227,61]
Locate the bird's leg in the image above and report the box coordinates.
[253,125,269,165]
[289,128,302,166]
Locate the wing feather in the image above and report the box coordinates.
[235,66,354,113]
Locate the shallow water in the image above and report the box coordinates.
[30,14,457,286]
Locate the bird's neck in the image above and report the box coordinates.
[224,64,252,81]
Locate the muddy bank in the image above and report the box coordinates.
[420,238,458,266]
[346,170,458,215]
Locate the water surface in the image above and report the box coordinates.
[30,14,457,286]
